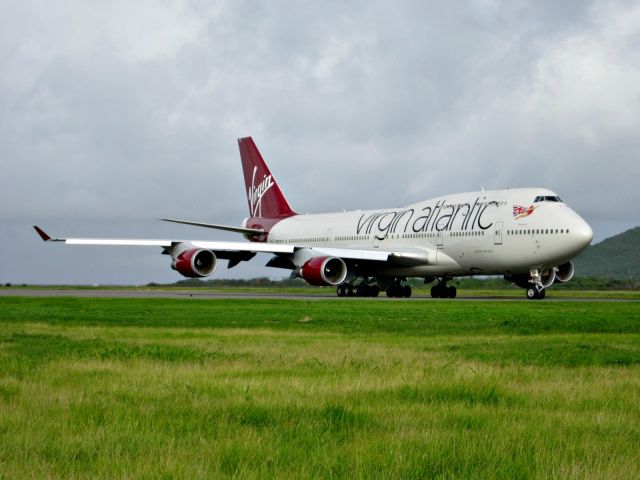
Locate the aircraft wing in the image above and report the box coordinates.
[34,226,417,262]
[34,226,295,253]
[34,226,447,268]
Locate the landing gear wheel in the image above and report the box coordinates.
[386,283,406,298]
[337,284,346,297]
[537,289,546,300]
[526,287,541,300]
[345,284,354,297]
[370,285,380,297]
[431,281,455,298]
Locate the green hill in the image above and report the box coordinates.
[574,227,640,279]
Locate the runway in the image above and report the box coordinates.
[1,288,637,302]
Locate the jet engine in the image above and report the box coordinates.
[300,256,348,286]
[171,248,217,278]
[540,268,556,288]
[554,261,575,283]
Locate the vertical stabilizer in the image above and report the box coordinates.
[238,137,297,219]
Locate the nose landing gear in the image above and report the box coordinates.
[525,268,547,300]
[526,286,546,300]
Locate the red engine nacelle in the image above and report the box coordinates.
[300,256,347,286]
[172,248,217,278]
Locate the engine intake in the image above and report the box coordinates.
[172,248,217,278]
[555,261,575,283]
[540,268,556,288]
[300,256,347,286]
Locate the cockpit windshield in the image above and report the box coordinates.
[533,195,563,203]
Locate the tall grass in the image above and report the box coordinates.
[1,297,639,478]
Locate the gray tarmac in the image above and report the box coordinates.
[0,288,637,302]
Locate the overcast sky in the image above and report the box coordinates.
[1,0,639,284]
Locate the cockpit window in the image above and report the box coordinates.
[534,195,563,203]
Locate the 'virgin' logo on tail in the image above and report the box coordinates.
[248,166,274,217]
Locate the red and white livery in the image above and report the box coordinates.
[35,137,593,299]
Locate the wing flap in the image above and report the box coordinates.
[191,241,295,254]
[298,246,389,262]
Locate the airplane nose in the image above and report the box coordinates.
[573,218,593,251]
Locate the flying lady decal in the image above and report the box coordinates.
[513,205,538,220]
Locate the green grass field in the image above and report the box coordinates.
[1,297,639,478]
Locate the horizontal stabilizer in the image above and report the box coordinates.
[159,218,264,235]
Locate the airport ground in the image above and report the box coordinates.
[2,284,640,301]
[1,294,639,478]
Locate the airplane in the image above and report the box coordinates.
[35,136,593,300]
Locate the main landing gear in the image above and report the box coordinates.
[336,278,411,298]
[430,279,457,299]
[385,280,412,298]
[336,283,380,297]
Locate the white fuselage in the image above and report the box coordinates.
[262,188,592,278]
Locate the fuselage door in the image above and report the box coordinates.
[494,221,503,245]
[437,230,444,249]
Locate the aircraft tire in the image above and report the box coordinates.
[526,287,539,300]
[448,286,457,298]
[370,286,380,297]
[403,285,412,298]
[337,285,345,297]
[387,284,400,298]
[357,285,372,297]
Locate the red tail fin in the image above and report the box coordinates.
[238,137,296,219]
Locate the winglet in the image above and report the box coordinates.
[34,226,52,241]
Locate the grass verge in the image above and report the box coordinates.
[1,297,639,478]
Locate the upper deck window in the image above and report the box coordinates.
[534,195,563,203]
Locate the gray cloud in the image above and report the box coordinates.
[1,0,638,284]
